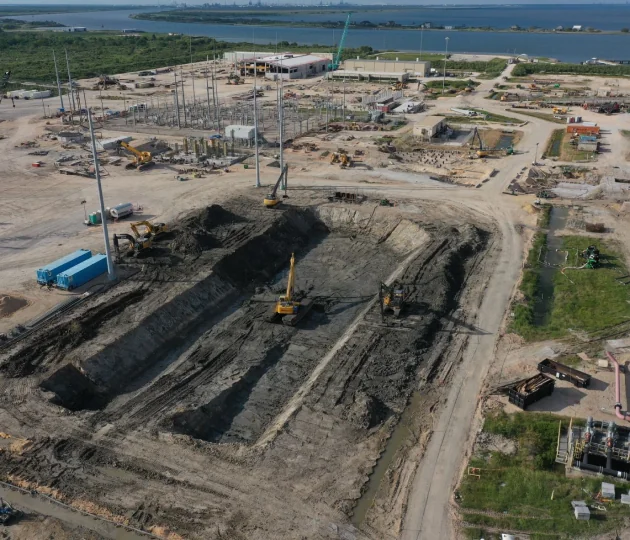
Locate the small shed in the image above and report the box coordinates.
[224,125,256,143]
[577,141,598,152]
[413,116,446,140]
[58,131,84,144]
[574,505,590,520]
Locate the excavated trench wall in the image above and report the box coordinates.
[40,208,322,411]
[37,205,430,413]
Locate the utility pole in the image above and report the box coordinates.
[253,69,261,188]
[442,37,450,95]
[65,49,76,112]
[205,55,212,129]
[279,55,285,187]
[87,109,116,282]
[189,36,196,106]
[180,66,187,128]
[174,71,181,129]
[52,50,64,112]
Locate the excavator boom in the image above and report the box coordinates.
[263,164,288,207]
[119,141,153,170]
[285,253,295,301]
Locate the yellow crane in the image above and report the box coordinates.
[263,164,288,208]
[268,253,313,326]
[118,141,154,171]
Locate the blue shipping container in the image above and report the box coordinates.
[56,254,108,290]
[36,249,92,285]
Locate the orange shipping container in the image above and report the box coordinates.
[566,125,600,135]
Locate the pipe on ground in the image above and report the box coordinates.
[607,351,630,421]
[575,461,629,480]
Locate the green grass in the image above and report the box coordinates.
[545,129,565,158]
[458,412,626,538]
[425,78,479,90]
[470,109,522,124]
[513,62,630,77]
[0,30,374,83]
[511,110,567,124]
[511,235,630,341]
[621,129,630,139]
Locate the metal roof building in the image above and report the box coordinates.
[262,54,329,80]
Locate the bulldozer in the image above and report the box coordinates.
[267,253,313,326]
[117,141,153,171]
[263,164,288,208]
[379,281,408,321]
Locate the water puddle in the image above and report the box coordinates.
[351,389,424,527]
[534,206,569,325]
[495,133,515,150]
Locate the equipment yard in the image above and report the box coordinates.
[4,47,630,540]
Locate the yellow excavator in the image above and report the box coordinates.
[118,141,154,171]
[267,253,313,326]
[263,164,288,208]
[130,220,167,238]
[330,152,352,168]
[113,233,153,261]
[471,127,488,158]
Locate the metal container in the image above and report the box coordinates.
[109,203,134,220]
[507,373,554,410]
[36,249,92,285]
[537,358,591,388]
[89,212,102,225]
[56,254,108,290]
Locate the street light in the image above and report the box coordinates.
[533,142,539,165]
[442,37,450,95]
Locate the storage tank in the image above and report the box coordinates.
[56,254,108,290]
[109,203,134,220]
[36,249,92,285]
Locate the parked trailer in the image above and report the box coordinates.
[36,249,92,285]
[108,202,134,220]
[56,254,108,290]
[507,373,555,410]
[537,358,591,388]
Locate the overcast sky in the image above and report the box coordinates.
[1,1,629,5]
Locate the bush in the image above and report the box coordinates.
[513,62,630,77]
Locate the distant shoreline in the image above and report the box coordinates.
[130,12,630,36]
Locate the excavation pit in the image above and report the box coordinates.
[0,194,493,539]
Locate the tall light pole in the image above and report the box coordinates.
[533,142,539,165]
[87,109,116,282]
[253,67,261,188]
[442,37,449,95]
[65,49,76,112]
[52,50,64,112]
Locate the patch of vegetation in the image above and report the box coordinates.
[511,235,630,341]
[511,110,567,124]
[621,129,630,139]
[470,109,522,124]
[0,19,65,30]
[425,78,479,90]
[513,62,630,77]
[544,129,565,158]
[459,412,625,538]
[0,31,374,82]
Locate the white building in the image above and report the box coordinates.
[413,116,446,140]
[263,54,329,80]
[224,125,256,143]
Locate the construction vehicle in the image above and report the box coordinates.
[379,281,408,321]
[390,82,408,91]
[581,245,601,269]
[118,141,153,171]
[263,164,288,208]
[267,253,313,326]
[328,13,351,71]
[130,220,167,238]
[552,107,568,114]
[0,499,22,526]
[330,152,352,168]
[113,233,153,261]
[471,127,488,158]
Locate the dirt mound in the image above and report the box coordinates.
[171,204,246,255]
[0,294,28,318]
